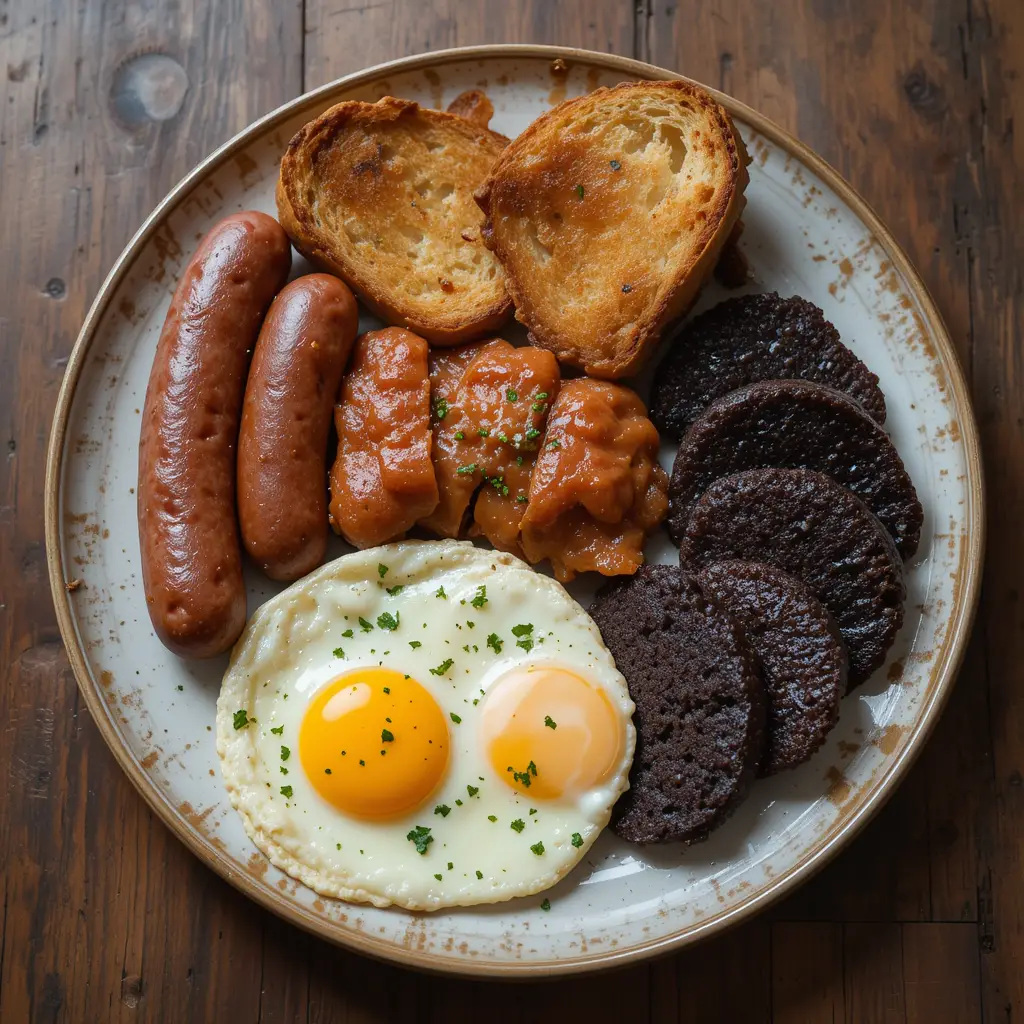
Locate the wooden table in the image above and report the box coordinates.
[2,1,1020,1019]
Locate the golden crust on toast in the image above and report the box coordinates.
[278,97,512,345]
[476,80,750,378]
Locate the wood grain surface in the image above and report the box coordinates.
[1,0,1020,1019]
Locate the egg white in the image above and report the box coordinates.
[216,540,635,911]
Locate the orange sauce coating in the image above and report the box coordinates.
[520,378,668,581]
[329,328,439,548]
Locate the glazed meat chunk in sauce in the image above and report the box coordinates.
[419,339,560,555]
[329,328,439,548]
[521,379,668,582]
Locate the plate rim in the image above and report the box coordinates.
[44,43,986,978]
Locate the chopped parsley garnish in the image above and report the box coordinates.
[433,397,448,420]
[342,629,354,638]
[516,495,528,503]
[280,785,293,798]
[430,658,454,677]
[516,455,524,466]
[378,563,389,578]
[336,843,342,851]
[324,768,332,775]
[450,712,462,724]
[574,183,585,199]
[332,647,346,659]
[454,430,465,440]
[358,616,374,632]
[506,388,518,402]
[488,815,497,822]
[509,760,539,789]
[571,832,584,848]
[376,611,399,631]
[467,784,479,798]
[541,898,551,911]
[529,808,537,815]
[280,767,288,775]
[409,640,422,649]
[512,623,535,651]
[434,804,451,817]
[466,620,475,629]
[610,159,621,171]
[534,392,549,401]
[382,687,390,694]
[270,726,284,736]
[381,728,394,743]
[510,819,526,833]
[434,873,443,881]
[544,716,557,730]
[530,841,545,855]
[475,870,483,880]
[546,439,561,450]
[486,633,503,653]
[497,432,509,443]
[456,463,477,475]
[455,799,463,807]
[280,746,291,761]
[525,427,541,441]
[478,427,490,437]
[622,283,633,293]
[435,586,447,599]
[386,584,404,596]
[406,825,433,855]
[471,585,488,608]
[232,709,250,730]
[448,862,454,870]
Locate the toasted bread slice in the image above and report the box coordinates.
[476,80,750,378]
[277,97,512,345]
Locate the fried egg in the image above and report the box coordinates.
[217,540,635,910]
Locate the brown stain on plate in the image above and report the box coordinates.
[423,69,443,109]
[887,659,905,683]
[548,58,568,105]
[140,750,159,769]
[874,724,906,756]
[825,767,855,812]
[234,151,258,182]
[839,257,854,277]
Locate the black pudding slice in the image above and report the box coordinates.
[666,379,922,557]
[696,560,847,775]
[679,467,905,688]
[650,292,887,438]
[590,565,765,845]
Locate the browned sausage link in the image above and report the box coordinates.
[237,274,359,580]
[138,211,291,657]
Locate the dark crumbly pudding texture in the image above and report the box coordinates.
[679,467,905,688]
[590,565,765,844]
[650,292,886,438]
[696,560,847,776]
[667,379,922,557]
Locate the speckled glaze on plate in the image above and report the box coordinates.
[45,46,984,977]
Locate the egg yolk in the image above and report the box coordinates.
[481,666,624,801]
[299,668,449,819]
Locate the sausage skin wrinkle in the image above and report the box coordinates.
[138,211,291,658]
[238,274,359,580]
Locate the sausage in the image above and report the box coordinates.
[138,211,291,658]
[237,274,359,580]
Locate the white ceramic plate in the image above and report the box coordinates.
[46,46,984,976]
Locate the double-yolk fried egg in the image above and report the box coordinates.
[217,540,635,910]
